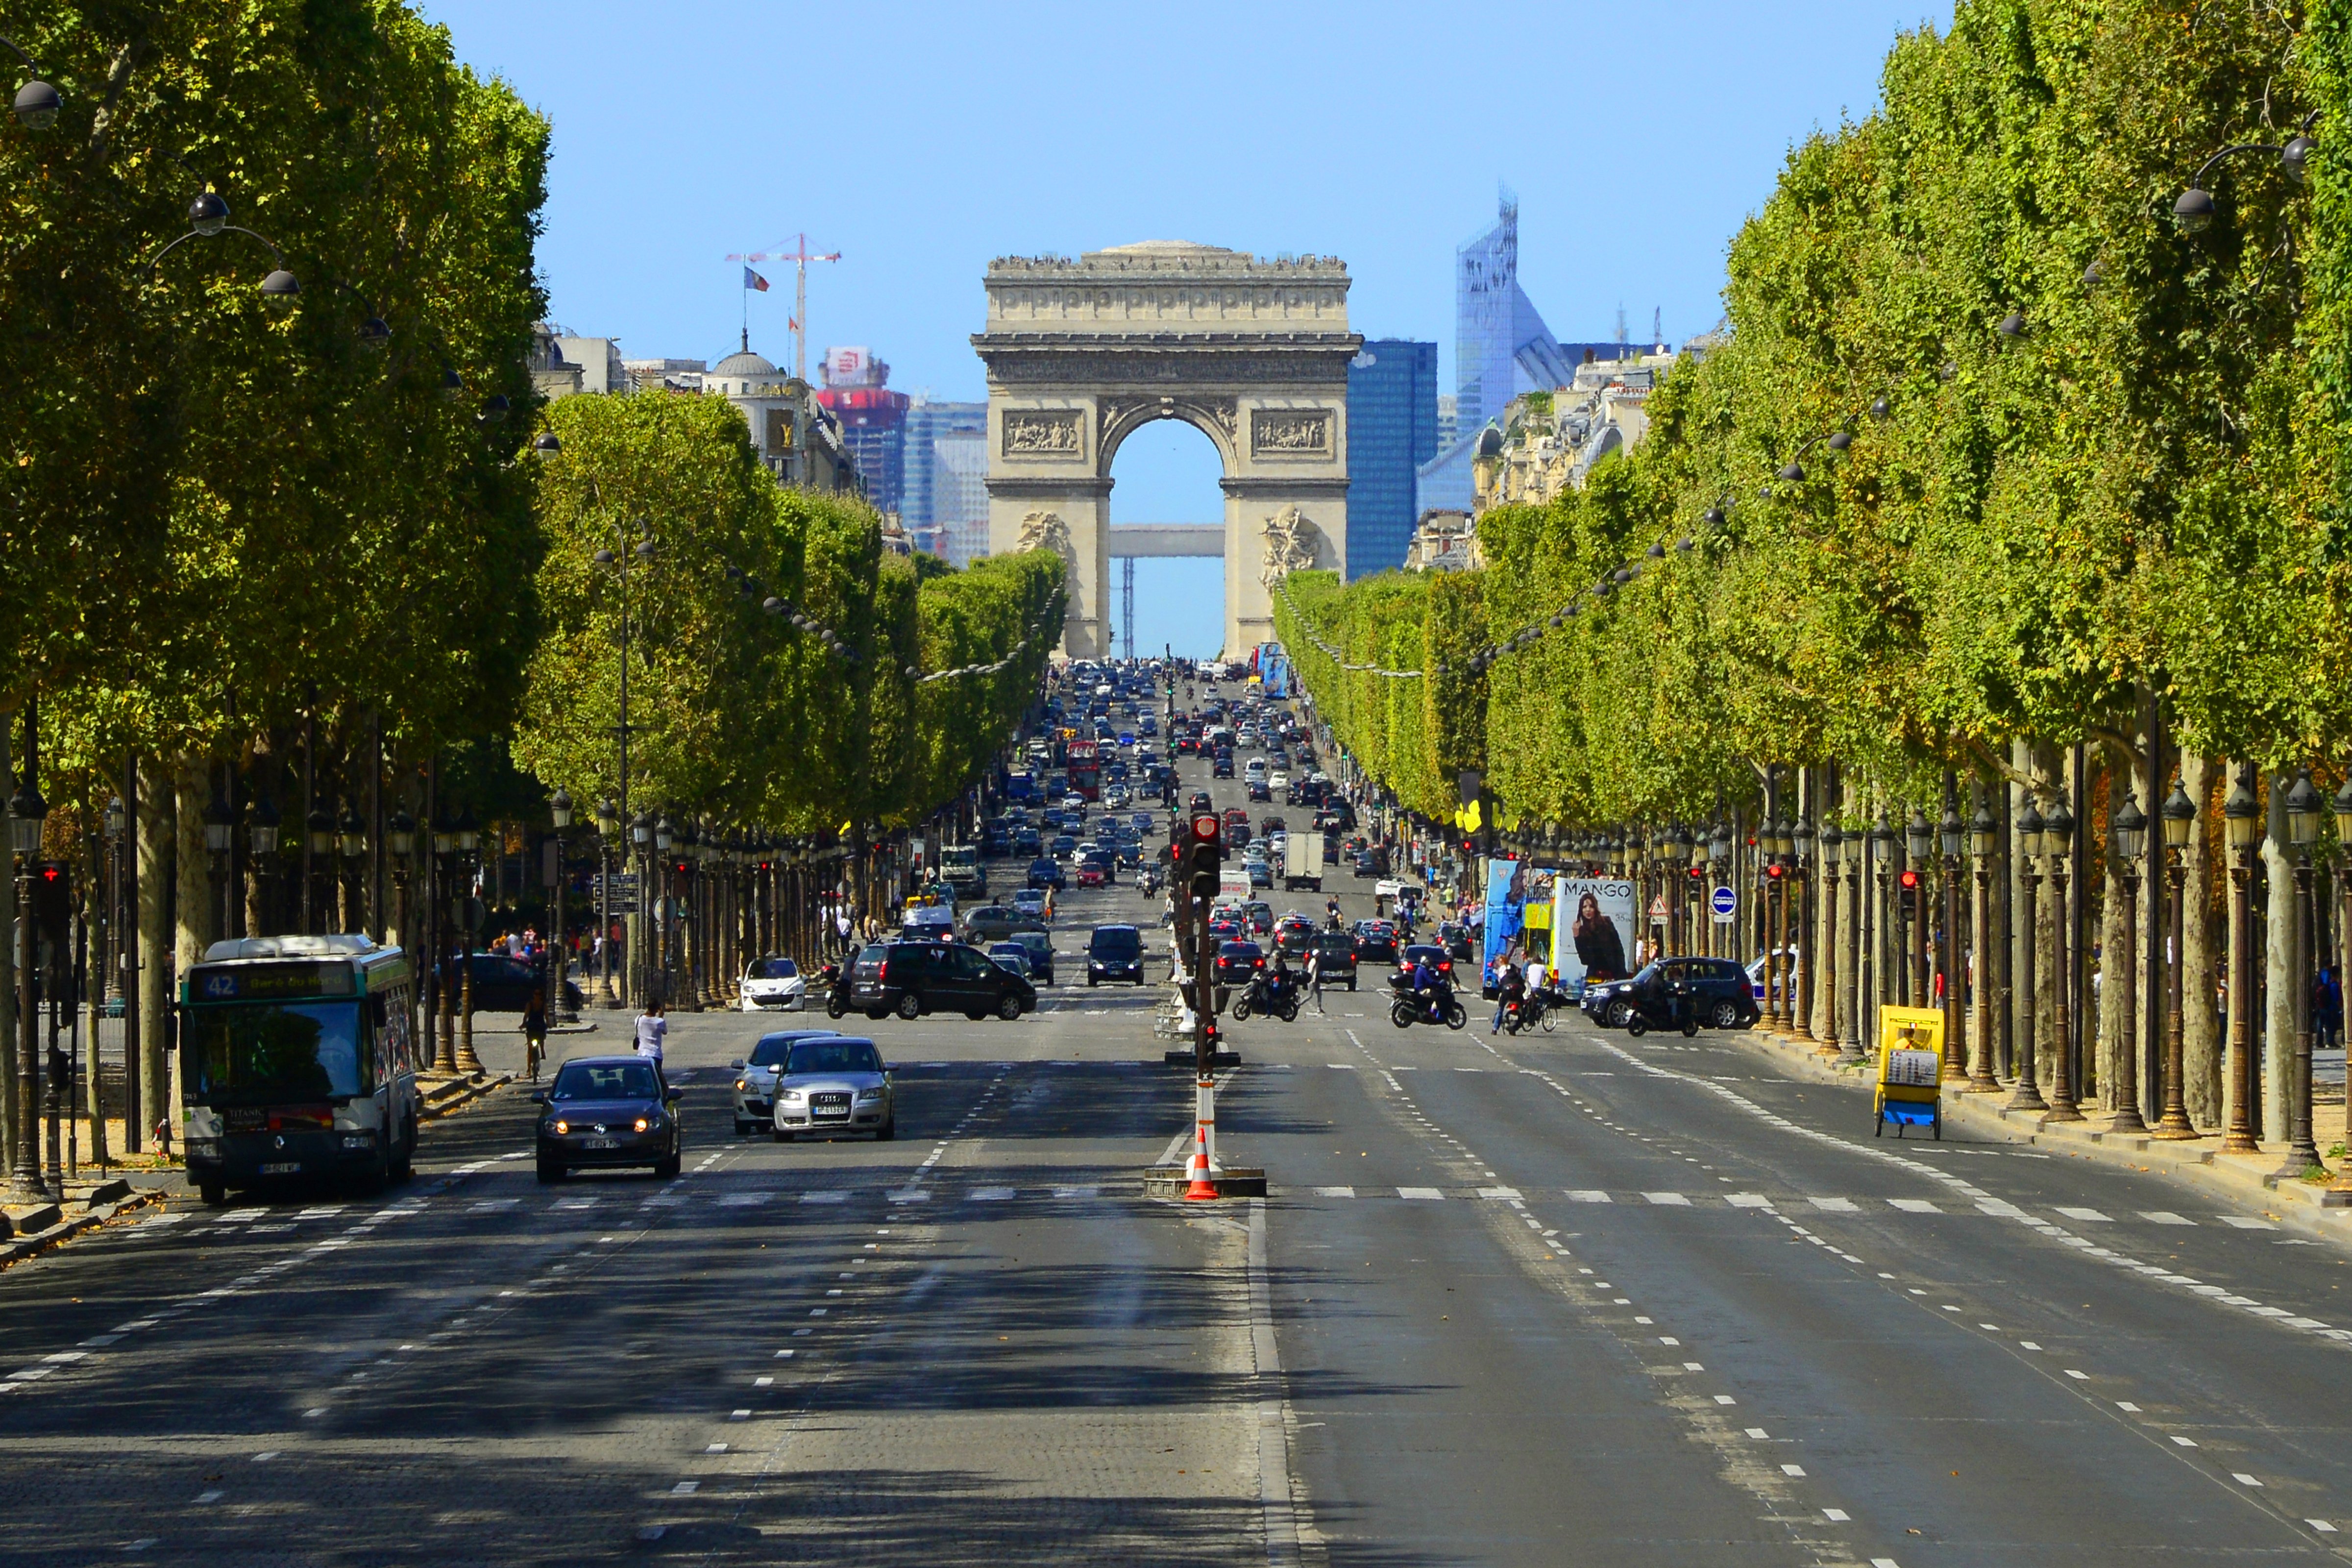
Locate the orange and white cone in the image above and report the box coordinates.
[1184,1081,1219,1200]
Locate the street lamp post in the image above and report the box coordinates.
[595,796,620,1008]
[549,787,574,1031]
[1816,821,1842,1056]
[1968,802,2000,1090]
[1792,814,1815,1040]
[631,811,654,1005]
[339,806,367,933]
[9,748,49,1201]
[2278,769,2322,1176]
[2221,770,2262,1153]
[1906,808,1933,1011]
[2042,793,2083,1122]
[427,813,455,1074]
[1839,823,1867,1065]
[454,808,483,1076]
[1938,797,1965,1079]
[2329,780,2352,1194]
[387,808,415,953]
[305,806,335,935]
[248,797,280,935]
[655,814,676,1005]
[1868,813,1893,1036]
[2108,795,2149,1134]
[2009,800,2049,1112]
[203,786,236,945]
[2154,783,2202,1139]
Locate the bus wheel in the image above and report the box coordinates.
[199,1182,227,1207]
[389,1119,416,1180]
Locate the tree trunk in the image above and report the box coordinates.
[0,724,16,1178]
[136,757,173,1151]
[2262,772,2295,1145]
[171,756,214,1147]
[2181,752,2223,1126]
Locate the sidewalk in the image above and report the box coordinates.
[1734,1022,2352,1250]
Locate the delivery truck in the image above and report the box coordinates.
[1282,830,1325,892]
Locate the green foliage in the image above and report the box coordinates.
[514,392,1062,837]
[1287,0,2352,832]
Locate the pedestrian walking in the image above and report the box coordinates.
[1305,945,1326,1013]
[633,998,666,1072]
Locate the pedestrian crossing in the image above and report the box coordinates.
[1298,1186,2279,1228]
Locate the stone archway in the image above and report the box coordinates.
[973,241,1358,659]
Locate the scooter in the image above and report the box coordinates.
[818,961,855,1020]
[1230,968,1302,1023]
[1623,980,1701,1039]
[1388,974,1467,1030]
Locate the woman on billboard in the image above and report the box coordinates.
[1572,890,1629,981]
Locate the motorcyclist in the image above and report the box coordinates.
[1325,896,1343,931]
[1408,951,1448,1022]
[1491,957,1527,1035]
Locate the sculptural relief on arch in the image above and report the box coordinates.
[973,241,1356,659]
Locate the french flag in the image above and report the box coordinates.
[742,266,770,293]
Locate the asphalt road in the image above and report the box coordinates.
[3,725,2350,1566]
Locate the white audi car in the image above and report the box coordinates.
[738,956,807,1011]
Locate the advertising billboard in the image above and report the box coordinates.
[1550,878,1637,996]
[1481,857,1524,972]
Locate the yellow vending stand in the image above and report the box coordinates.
[1873,1004,1945,1140]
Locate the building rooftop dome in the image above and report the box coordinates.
[713,348,780,377]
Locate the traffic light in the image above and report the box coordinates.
[1898,867,1920,920]
[29,861,71,946]
[1183,811,1222,899]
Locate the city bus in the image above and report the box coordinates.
[1066,738,1103,801]
[179,934,421,1206]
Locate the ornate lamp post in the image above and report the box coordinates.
[387,808,415,955]
[454,808,484,1075]
[1937,799,1964,1078]
[1905,808,1933,1010]
[430,813,458,1075]
[1839,821,1868,1065]
[304,805,335,935]
[2042,792,2082,1122]
[2108,795,2149,1133]
[247,797,281,935]
[338,806,367,933]
[1792,814,1815,1040]
[2279,769,2322,1175]
[631,810,655,1005]
[594,796,620,1007]
[2330,780,2352,1192]
[2009,799,2048,1112]
[2221,771,2262,1152]
[1867,813,1893,1029]
[9,761,49,1200]
[1968,803,2000,1089]
[549,787,574,1026]
[203,786,237,942]
[2154,782,2202,1139]
[655,814,676,1004]
[1815,821,1842,1056]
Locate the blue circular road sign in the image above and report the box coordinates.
[1710,885,1738,918]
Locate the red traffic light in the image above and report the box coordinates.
[1764,863,1784,880]
[1190,813,1221,844]
[1898,868,1921,889]
[38,864,64,886]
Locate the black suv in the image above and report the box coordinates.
[1086,924,1147,986]
[1582,957,1757,1032]
[850,940,1037,1022]
[1309,930,1358,990]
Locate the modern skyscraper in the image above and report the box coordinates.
[1419,191,1576,516]
[815,346,912,517]
[1346,339,1439,579]
[903,396,988,563]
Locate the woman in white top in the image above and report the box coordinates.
[634,1000,667,1067]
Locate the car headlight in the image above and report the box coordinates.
[634,1117,651,1133]
[779,1089,806,1103]
[735,1078,749,1092]
[553,1120,569,1135]
[854,1088,883,1103]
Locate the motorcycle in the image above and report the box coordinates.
[818,961,855,1020]
[1387,973,1467,1030]
[1231,968,1301,1023]
[1499,984,1568,1035]
[1623,980,1701,1039]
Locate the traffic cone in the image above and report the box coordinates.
[1184,1111,1219,1200]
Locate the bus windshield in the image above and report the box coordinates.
[185,1001,364,1105]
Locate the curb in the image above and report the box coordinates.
[0,1190,166,1272]
[1731,1025,2352,1249]
[419,1073,514,1121]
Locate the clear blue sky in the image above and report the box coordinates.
[424,0,1950,656]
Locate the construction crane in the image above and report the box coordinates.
[724,233,840,381]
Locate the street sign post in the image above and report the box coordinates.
[1711,885,1737,924]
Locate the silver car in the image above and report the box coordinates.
[732,1028,840,1135]
[772,1035,895,1142]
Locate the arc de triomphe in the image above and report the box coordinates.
[973,242,1358,659]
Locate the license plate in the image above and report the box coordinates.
[580,1137,619,1150]
[259,1161,301,1175]
[813,1109,849,1121]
